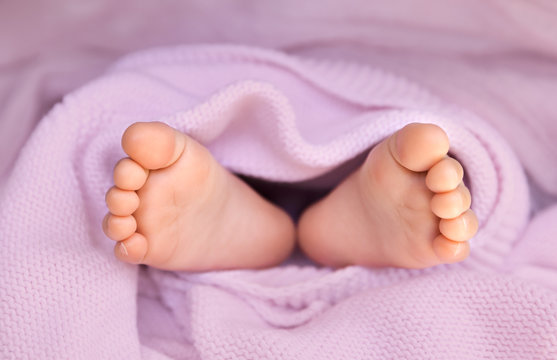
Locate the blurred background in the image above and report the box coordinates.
[1,0,556,207]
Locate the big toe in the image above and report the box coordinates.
[122,122,186,170]
[389,123,450,172]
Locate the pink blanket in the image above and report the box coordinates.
[2,2,557,359]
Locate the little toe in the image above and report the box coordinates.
[113,158,149,190]
[114,233,148,264]
[426,157,464,193]
[430,183,471,219]
[439,209,478,242]
[122,122,186,170]
[103,213,137,241]
[389,123,450,172]
[105,186,140,216]
[432,235,470,264]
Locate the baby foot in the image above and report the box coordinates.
[297,123,478,268]
[103,122,295,271]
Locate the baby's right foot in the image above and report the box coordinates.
[102,122,295,271]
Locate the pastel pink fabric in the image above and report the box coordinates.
[1,2,557,360]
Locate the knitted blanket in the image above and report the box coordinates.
[1,45,556,359]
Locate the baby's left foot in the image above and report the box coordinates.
[298,123,478,269]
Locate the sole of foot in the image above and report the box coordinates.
[298,123,478,269]
[103,122,296,271]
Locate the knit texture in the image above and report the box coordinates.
[1,45,555,359]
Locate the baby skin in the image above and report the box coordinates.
[103,122,477,271]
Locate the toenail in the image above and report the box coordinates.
[458,192,465,213]
[449,241,466,258]
[461,214,470,231]
[119,242,128,257]
[450,166,460,184]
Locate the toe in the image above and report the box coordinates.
[389,123,450,172]
[105,186,140,216]
[439,209,478,242]
[103,213,137,241]
[426,157,464,193]
[430,183,471,219]
[114,233,148,264]
[113,158,149,190]
[432,235,470,264]
[122,122,186,170]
